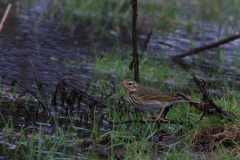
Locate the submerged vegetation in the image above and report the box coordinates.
[1,0,240,159]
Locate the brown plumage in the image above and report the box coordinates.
[119,79,198,122]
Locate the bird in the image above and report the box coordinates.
[119,79,198,122]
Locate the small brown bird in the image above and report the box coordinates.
[119,79,198,122]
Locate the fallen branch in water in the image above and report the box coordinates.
[172,33,240,62]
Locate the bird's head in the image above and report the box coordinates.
[119,79,139,92]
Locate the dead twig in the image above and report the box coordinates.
[1,75,47,112]
[28,57,55,126]
[129,0,141,116]
[0,132,23,140]
[0,3,11,33]
[142,30,152,52]
[172,34,240,62]
[64,80,107,108]
[192,76,234,119]
[28,57,49,113]
[129,0,139,83]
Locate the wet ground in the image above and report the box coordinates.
[1,0,240,159]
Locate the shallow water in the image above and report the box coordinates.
[1,1,240,92]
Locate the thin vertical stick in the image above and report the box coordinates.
[129,0,139,82]
[142,30,152,53]
[0,3,12,33]
[29,57,51,120]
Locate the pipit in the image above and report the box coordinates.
[119,79,198,122]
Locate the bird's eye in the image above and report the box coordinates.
[128,83,132,86]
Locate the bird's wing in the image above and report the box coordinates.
[140,87,183,101]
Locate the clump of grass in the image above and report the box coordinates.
[190,124,240,152]
[62,53,86,72]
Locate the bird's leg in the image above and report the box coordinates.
[163,106,170,118]
[154,107,168,122]
[147,112,152,120]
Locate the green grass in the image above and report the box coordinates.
[0,112,83,159]
[62,50,86,71]
[51,44,240,159]
[1,53,240,159]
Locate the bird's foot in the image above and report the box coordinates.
[154,117,168,122]
[147,112,151,120]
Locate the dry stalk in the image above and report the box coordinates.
[0,3,11,33]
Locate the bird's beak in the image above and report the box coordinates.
[118,81,124,85]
